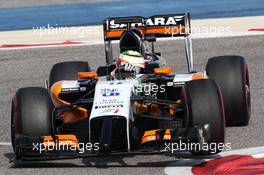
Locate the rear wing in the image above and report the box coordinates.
[103,13,193,73]
[103,13,191,41]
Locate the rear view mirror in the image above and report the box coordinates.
[145,35,156,42]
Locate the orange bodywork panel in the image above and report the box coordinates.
[154,67,173,75]
[50,81,88,123]
[43,135,79,148]
[192,72,207,80]
[78,72,98,79]
[168,105,176,116]
[141,129,171,145]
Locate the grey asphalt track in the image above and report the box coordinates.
[0,35,263,174]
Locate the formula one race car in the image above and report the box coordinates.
[11,13,250,163]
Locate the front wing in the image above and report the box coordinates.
[12,125,210,162]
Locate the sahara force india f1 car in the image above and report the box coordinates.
[11,13,251,163]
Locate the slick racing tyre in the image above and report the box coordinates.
[184,79,225,156]
[49,61,90,88]
[11,87,53,159]
[206,56,250,126]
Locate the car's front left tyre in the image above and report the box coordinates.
[184,79,225,156]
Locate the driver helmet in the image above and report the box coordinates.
[118,50,145,74]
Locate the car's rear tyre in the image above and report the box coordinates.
[206,55,250,126]
[184,79,225,155]
[11,87,53,158]
[49,61,90,88]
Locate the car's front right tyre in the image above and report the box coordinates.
[11,87,53,159]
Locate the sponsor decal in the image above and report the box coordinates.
[109,16,184,29]
[98,108,120,115]
[96,99,124,105]
[61,80,80,92]
[100,88,120,97]
[61,87,79,92]
[95,104,124,109]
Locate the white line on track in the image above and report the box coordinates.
[0,42,103,51]
[0,142,11,146]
